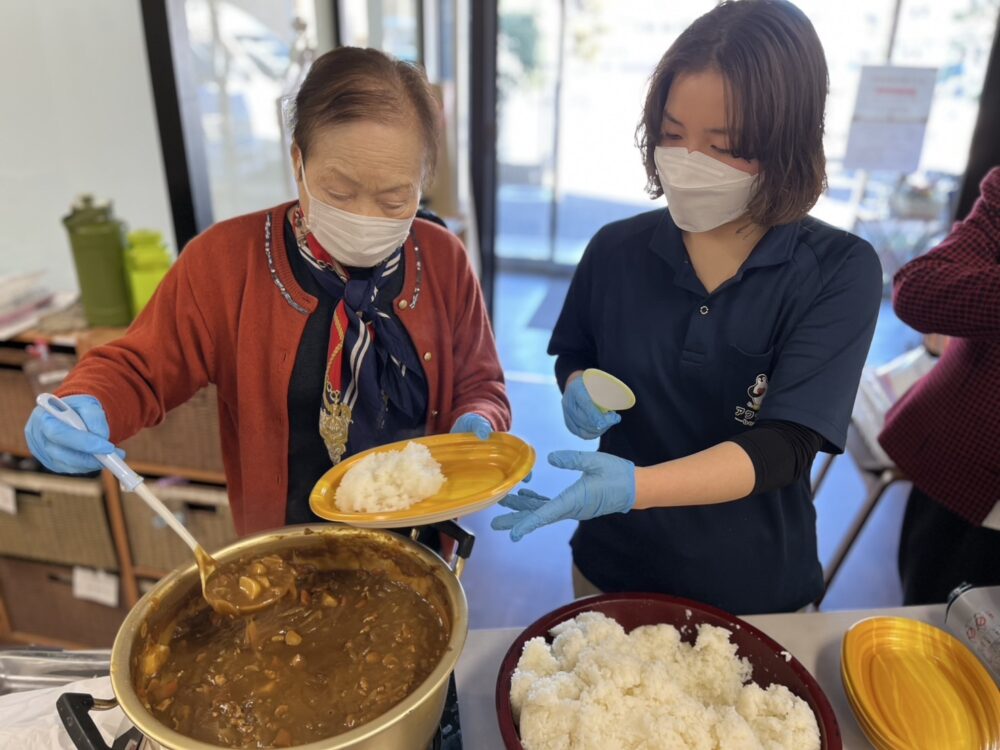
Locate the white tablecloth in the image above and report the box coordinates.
[0,676,124,749]
[0,604,945,748]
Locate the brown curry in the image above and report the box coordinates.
[202,553,298,616]
[135,554,449,748]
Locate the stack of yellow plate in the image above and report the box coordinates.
[310,433,535,528]
[841,617,1000,750]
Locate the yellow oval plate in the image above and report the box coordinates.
[309,433,535,528]
[842,617,1000,750]
[841,660,897,750]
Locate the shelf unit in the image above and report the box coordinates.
[0,327,228,648]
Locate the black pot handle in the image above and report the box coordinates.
[411,520,474,578]
[428,520,475,562]
[57,693,115,750]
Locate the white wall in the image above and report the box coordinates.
[0,1,175,293]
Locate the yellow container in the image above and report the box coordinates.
[125,229,172,316]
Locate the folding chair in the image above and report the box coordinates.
[812,349,932,607]
[815,422,906,607]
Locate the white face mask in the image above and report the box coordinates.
[299,165,416,268]
[654,146,757,233]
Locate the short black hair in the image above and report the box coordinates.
[638,0,829,226]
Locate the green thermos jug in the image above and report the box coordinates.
[62,195,133,327]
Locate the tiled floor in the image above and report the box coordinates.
[460,271,922,630]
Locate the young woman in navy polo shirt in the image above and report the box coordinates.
[493,0,883,614]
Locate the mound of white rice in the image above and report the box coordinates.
[335,441,446,513]
[511,611,820,750]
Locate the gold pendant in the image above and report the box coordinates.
[319,401,352,465]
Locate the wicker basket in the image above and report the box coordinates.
[0,365,36,456]
[0,557,128,646]
[119,386,224,476]
[124,482,236,573]
[0,470,117,570]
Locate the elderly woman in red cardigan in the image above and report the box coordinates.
[24,48,511,536]
[879,167,1000,604]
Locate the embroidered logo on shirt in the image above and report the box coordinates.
[734,373,768,426]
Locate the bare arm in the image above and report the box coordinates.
[633,442,755,509]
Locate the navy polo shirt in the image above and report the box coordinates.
[550,208,882,614]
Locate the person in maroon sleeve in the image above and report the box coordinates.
[879,167,1000,605]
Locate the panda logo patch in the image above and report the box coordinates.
[734,373,768,426]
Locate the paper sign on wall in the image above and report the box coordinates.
[843,65,938,173]
[72,567,120,608]
[0,482,16,515]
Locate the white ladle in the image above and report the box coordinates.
[36,394,292,614]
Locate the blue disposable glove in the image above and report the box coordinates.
[24,395,123,474]
[491,450,635,541]
[562,376,621,440]
[451,413,493,441]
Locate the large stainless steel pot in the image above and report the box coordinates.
[58,523,471,750]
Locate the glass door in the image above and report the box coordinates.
[801,0,999,282]
[496,0,717,268]
[494,0,999,273]
[337,0,423,62]
[182,0,333,222]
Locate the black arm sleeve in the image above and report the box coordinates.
[729,420,824,495]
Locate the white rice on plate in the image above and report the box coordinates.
[511,611,820,750]
[334,441,446,513]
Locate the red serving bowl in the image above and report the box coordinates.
[496,593,841,750]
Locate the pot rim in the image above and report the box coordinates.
[109,524,468,750]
